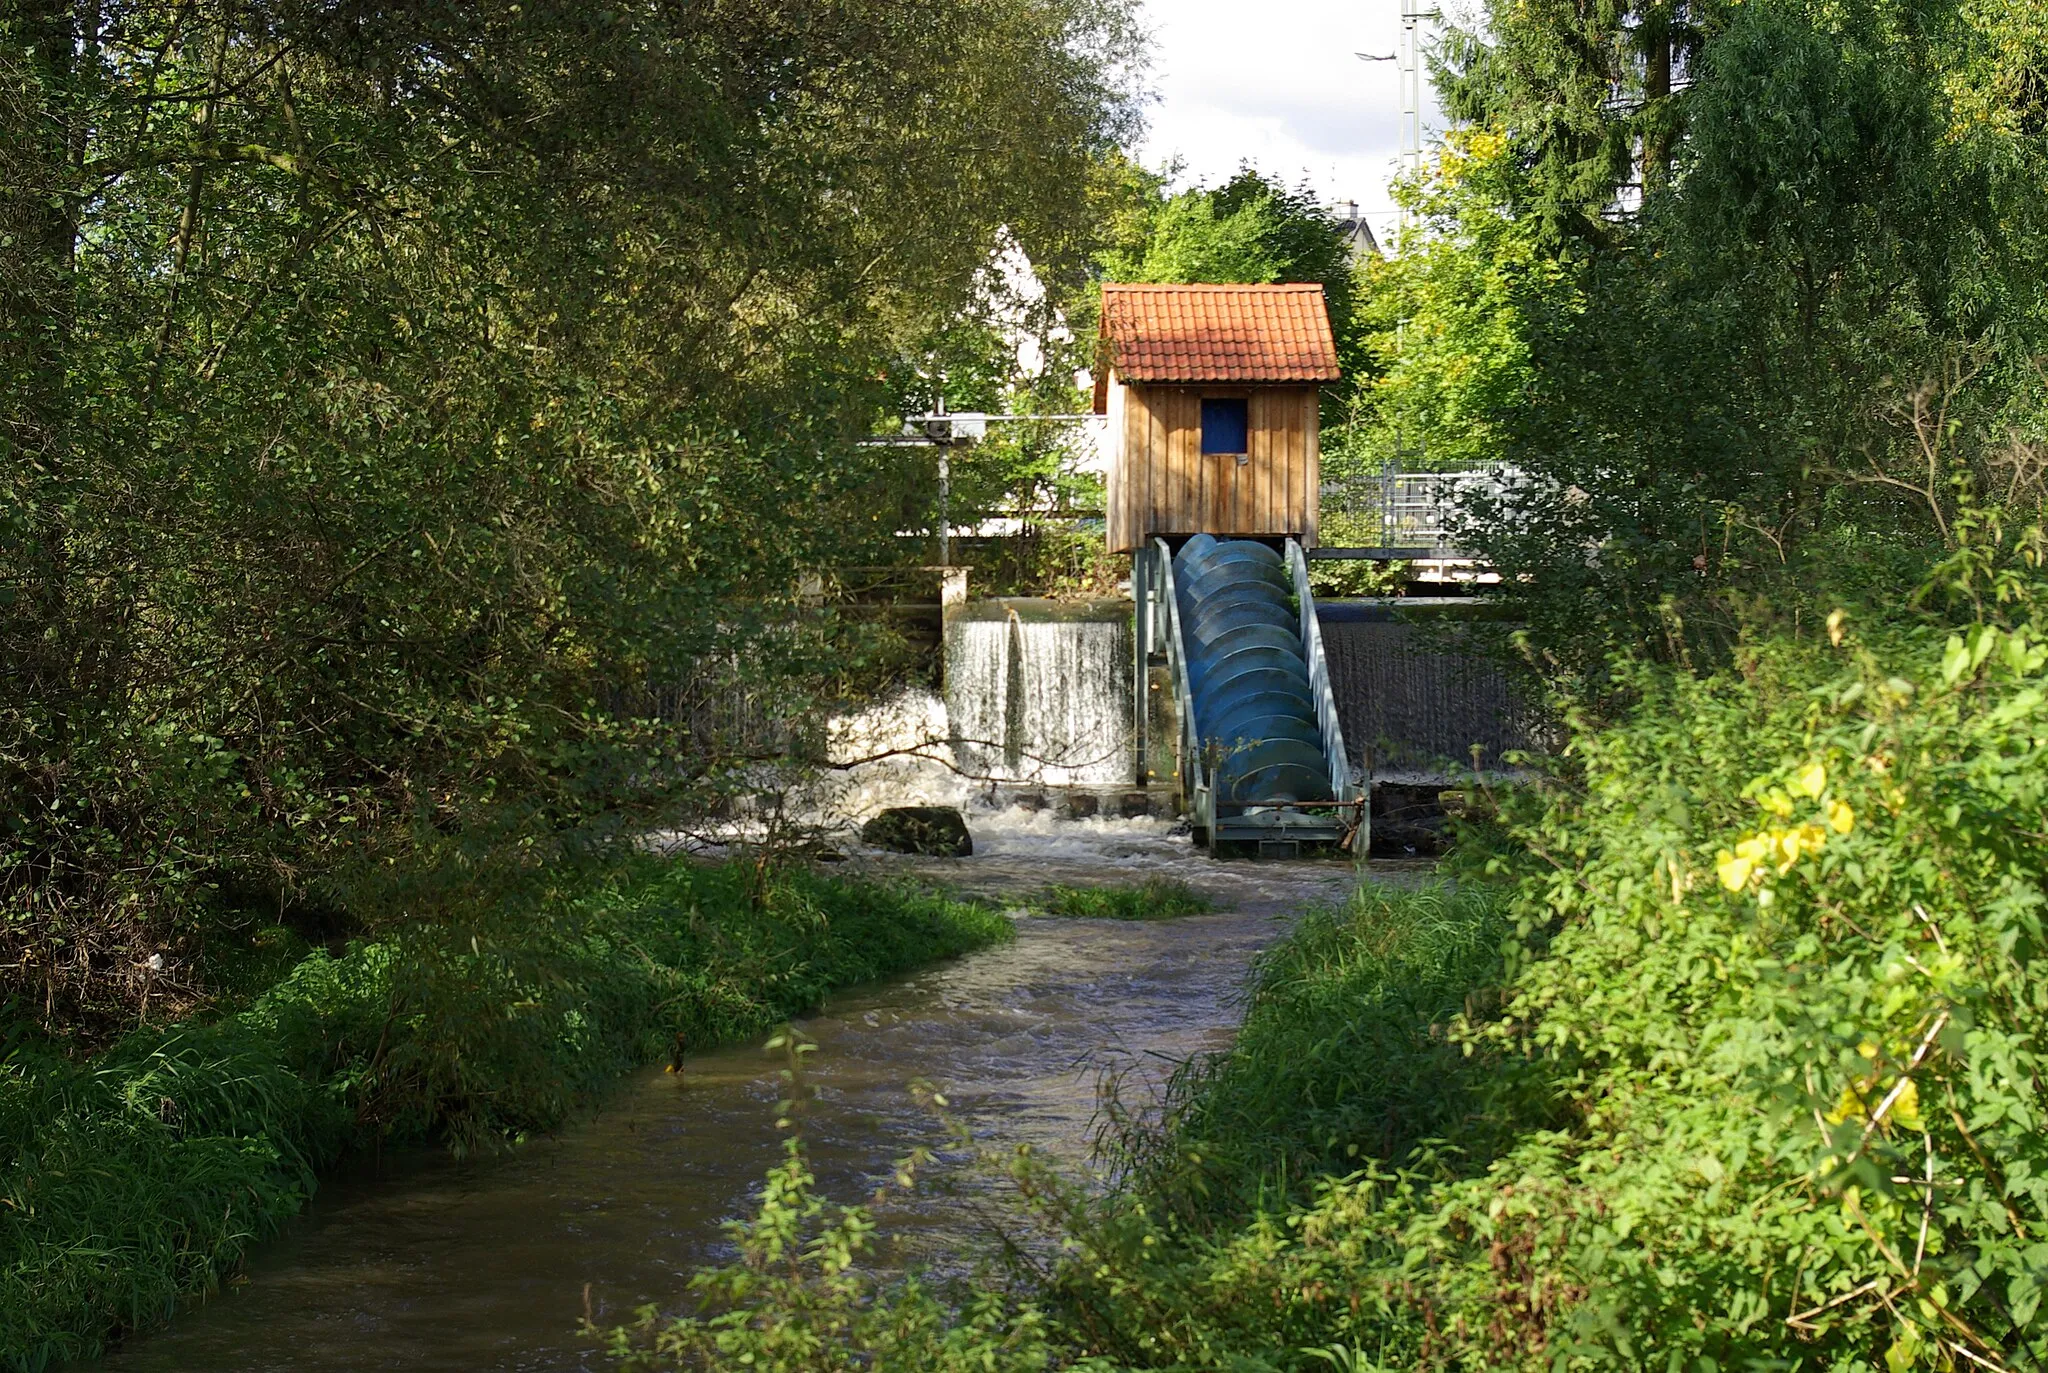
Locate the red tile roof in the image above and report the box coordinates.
[1099,283,1341,384]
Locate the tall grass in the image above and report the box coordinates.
[1123,880,1515,1222]
[1039,878,1213,921]
[0,858,1010,1371]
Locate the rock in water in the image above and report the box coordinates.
[861,806,973,857]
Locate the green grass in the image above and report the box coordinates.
[1038,877,1213,921]
[0,857,1010,1372]
[1125,878,1515,1220]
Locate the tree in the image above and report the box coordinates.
[1435,0,2048,670]
[1324,130,1583,483]
[0,0,1140,1035]
[1437,0,1710,243]
[1095,166,1361,374]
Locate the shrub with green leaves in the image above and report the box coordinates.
[1047,560,2048,1369]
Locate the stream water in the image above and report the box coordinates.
[90,813,1385,1372]
[83,823,1392,1368]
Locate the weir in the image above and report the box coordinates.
[824,598,1150,821]
[943,599,1133,787]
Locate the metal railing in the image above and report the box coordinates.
[1287,539,1361,806]
[1146,538,1208,829]
[1320,463,1520,554]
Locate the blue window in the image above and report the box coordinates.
[1201,397,1249,456]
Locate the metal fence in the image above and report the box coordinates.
[1320,464,1519,554]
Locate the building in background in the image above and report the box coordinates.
[1330,200,1383,263]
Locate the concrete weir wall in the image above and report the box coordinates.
[930,594,1532,802]
[1315,600,1542,782]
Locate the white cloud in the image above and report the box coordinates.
[1133,0,1461,245]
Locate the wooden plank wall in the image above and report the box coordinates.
[1107,379,1319,552]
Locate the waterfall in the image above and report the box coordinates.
[814,597,1134,823]
[944,599,1134,787]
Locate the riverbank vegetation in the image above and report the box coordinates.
[2,0,1137,1364]
[3,857,1010,1369]
[604,0,2048,1367]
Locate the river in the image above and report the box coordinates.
[90,812,1387,1372]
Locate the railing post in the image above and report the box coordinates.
[1132,547,1148,789]
[1152,538,1205,819]
[1288,539,1358,807]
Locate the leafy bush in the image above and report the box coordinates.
[0,860,1010,1370]
[1040,879,1213,921]
[1048,563,2048,1369]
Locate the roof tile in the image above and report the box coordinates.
[1099,283,1341,383]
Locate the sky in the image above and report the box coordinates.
[1133,0,1467,246]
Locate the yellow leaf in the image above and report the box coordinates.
[1827,800,1855,834]
[1717,851,1755,892]
[1825,1085,1868,1126]
[1794,762,1829,799]
[1891,1078,1923,1132]
[1761,789,1796,818]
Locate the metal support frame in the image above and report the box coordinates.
[1287,540,1362,809]
[1132,549,1148,787]
[1148,539,1210,833]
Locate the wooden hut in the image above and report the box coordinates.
[1095,283,1340,554]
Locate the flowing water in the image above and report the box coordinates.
[817,599,1135,823]
[943,600,1133,787]
[91,813,1391,1373]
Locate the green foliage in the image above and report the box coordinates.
[955,527,1127,601]
[0,0,1138,1036]
[1124,882,1517,1223]
[0,860,1011,1369]
[1323,131,1583,484]
[1434,0,2048,669]
[1046,545,2048,1370]
[1038,879,1213,921]
[1303,556,1410,599]
[1436,0,1703,245]
[1095,168,1362,377]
